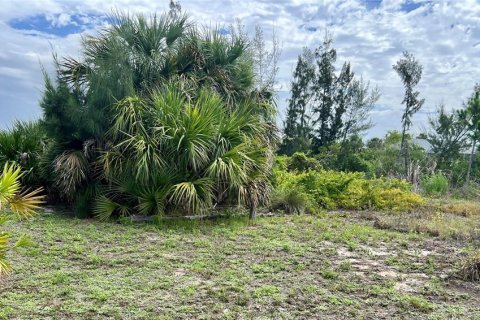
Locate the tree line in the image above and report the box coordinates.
[280,32,480,190]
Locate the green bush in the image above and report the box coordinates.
[421,173,449,196]
[38,11,278,219]
[286,152,322,172]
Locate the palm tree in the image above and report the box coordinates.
[0,163,44,274]
[94,86,276,219]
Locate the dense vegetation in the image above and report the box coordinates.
[272,154,424,214]
[280,33,480,197]
[12,10,277,219]
[0,8,479,219]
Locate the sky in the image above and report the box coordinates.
[0,0,479,138]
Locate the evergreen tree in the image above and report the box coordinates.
[312,32,338,148]
[341,77,380,141]
[280,48,315,154]
[330,62,354,142]
[393,51,425,178]
[420,105,469,171]
[282,32,376,154]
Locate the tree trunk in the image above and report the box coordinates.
[400,125,409,180]
[249,205,257,219]
[466,140,476,185]
[405,139,411,182]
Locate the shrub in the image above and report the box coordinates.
[273,157,424,211]
[271,188,315,214]
[339,177,424,210]
[39,11,278,220]
[0,121,46,187]
[450,181,480,200]
[93,88,275,220]
[421,173,449,196]
[286,152,322,172]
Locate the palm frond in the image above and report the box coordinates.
[170,178,213,214]
[0,163,21,207]
[93,195,122,221]
[8,188,44,218]
[13,234,33,249]
[0,233,12,274]
[53,150,88,198]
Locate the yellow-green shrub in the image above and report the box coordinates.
[272,160,424,212]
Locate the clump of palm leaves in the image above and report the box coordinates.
[0,121,46,187]
[0,163,44,275]
[94,86,275,220]
[39,10,277,218]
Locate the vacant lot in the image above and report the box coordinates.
[1,210,479,319]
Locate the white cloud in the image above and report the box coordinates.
[0,0,479,139]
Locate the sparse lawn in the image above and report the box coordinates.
[1,209,480,319]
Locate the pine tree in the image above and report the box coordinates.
[341,77,380,141]
[280,49,315,155]
[330,62,354,142]
[283,32,376,154]
[312,32,337,148]
[393,51,425,178]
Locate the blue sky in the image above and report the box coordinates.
[0,0,479,138]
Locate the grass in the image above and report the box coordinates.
[1,209,480,319]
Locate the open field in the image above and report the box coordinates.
[1,209,480,319]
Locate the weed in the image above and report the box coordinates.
[1,212,479,319]
[339,261,352,272]
[320,269,339,280]
[399,294,434,312]
[254,285,280,298]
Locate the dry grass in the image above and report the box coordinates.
[425,199,480,217]
[369,199,480,241]
[373,211,480,240]
[457,251,480,282]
